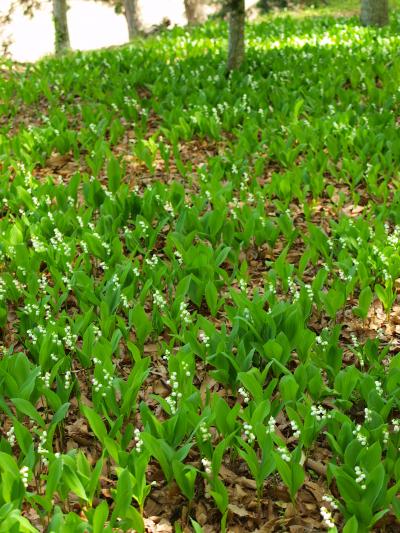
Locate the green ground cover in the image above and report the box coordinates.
[0,5,400,532]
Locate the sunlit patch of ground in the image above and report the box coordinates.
[1,0,261,63]
[0,0,188,62]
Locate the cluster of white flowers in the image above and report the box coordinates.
[134,428,144,453]
[37,430,49,465]
[182,362,191,378]
[243,423,255,444]
[162,348,171,361]
[27,329,38,344]
[311,404,331,421]
[287,277,297,296]
[377,328,385,340]
[316,335,328,347]
[304,283,313,300]
[290,420,301,439]
[355,466,366,490]
[179,301,192,325]
[351,334,365,367]
[6,426,15,446]
[44,303,54,324]
[92,368,113,397]
[383,427,389,445]
[103,188,115,201]
[110,273,121,288]
[338,269,351,282]
[166,371,181,414]
[320,505,335,529]
[80,240,88,254]
[62,274,73,291]
[322,494,338,510]
[267,416,276,434]
[24,303,40,317]
[266,281,275,294]
[121,294,129,308]
[12,278,25,292]
[230,197,240,220]
[42,372,51,388]
[166,394,177,414]
[138,220,149,237]
[145,255,159,268]
[51,331,62,348]
[350,332,360,348]
[20,466,29,489]
[93,325,102,342]
[387,225,400,247]
[246,193,255,204]
[64,325,77,351]
[199,422,211,442]
[25,224,40,251]
[174,250,183,264]
[0,278,6,301]
[353,424,367,446]
[238,278,247,292]
[201,458,212,475]
[64,370,71,390]
[50,228,71,256]
[392,418,400,432]
[238,387,250,404]
[153,289,167,310]
[164,202,175,216]
[199,331,210,348]
[39,274,48,291]
[277,446,290,462]
[375,380,383,395]
[372,245,387,265]
[364,408,372,423]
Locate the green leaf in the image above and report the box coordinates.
[129,304,152,345]
[172,460,197,501]
[343,515,358,533]
[81,404,107,444]
[93,500,109,533]
[353,286,373,319]
[63,467,88,501]
[107,156,122,193]
[50,402,70,427]
[205,280,218,316]
[111,469,133,522]
[11,398,45,428]
[46,458,63,501]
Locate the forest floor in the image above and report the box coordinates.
[1,2,400,533]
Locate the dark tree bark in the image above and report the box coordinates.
[360,0,388,27]
[53,0,70,55]
[227,0,245,71]
[184,0,205,25]
[123,0,143,39]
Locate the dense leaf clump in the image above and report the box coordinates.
[0,12,400,532]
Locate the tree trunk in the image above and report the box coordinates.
[184,0,205,25]
[52,0,70,55]
[360,0,388,26]
[227,0,245,71]
[123,0,142,39]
